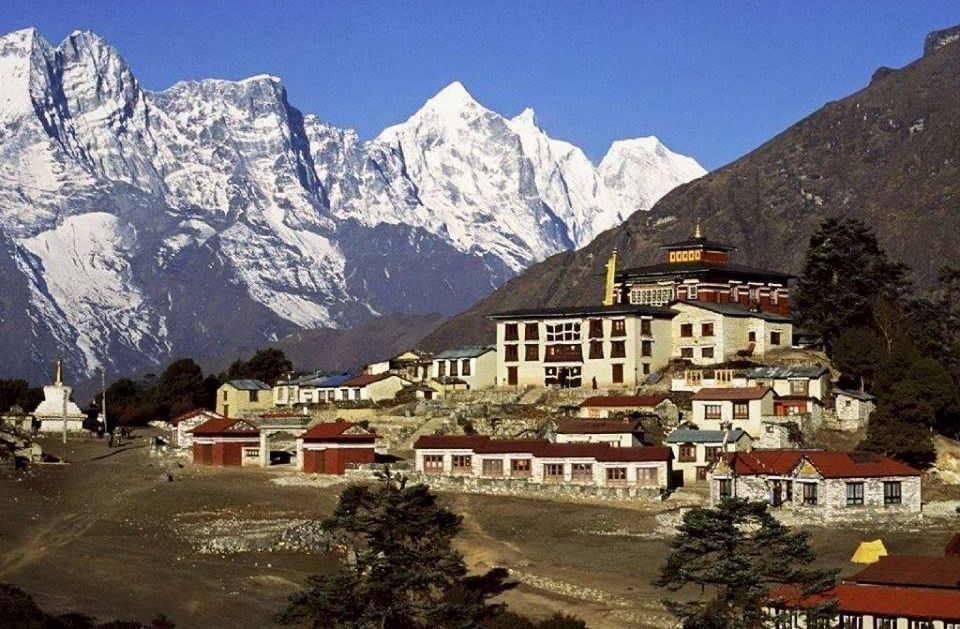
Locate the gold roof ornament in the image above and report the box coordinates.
[693,219,703,239]
[602,247,618,306]
[53,354,63,386]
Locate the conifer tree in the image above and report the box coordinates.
[656,499,835,629]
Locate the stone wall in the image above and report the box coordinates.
[413,472,665,503]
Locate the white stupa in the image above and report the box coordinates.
[32,355,87,433]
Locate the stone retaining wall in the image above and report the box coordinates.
[413,473,665,503]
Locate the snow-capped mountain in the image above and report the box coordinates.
[0,28,705,382]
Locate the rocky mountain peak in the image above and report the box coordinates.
[924,25,960,57]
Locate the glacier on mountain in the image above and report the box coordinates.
[0,28,705,381]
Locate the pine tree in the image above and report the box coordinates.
[276,469,523,629]
[656,499,836,629]
[795,218,907,351]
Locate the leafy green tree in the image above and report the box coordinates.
[158,358,206,417]
[277,470,549,629]
[227,348,293,385]
[656,499,835,629]
[830,327,884,392]
[859,406,936,469]
[0,379,42,413]
[795,218,907,351]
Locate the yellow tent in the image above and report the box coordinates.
[851,539,888,564]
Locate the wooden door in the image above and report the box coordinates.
[507,366,518,386]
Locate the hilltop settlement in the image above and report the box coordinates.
[3,219,960,628]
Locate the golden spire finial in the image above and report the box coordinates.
[602,247,618,306]
[693,219,703,239]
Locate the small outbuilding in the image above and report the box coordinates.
[298,421,376,475]
[834,389,876,430]
[190,417,260,467]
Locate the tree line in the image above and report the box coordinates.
[795,217,960,467]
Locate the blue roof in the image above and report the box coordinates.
[665,428,749,444]
[227,379,270,390]
[314,373,353,388]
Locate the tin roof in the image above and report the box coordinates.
[850,555,960,590]
[555,419,643,435]
[721,449,920,479]
[671,300,793,323]
[770,582,960,621]
[434,345,495,359]
[489,304,677,320]
[835,388,876,401]
[746,365,830,379]
[190,417,259,436]
[413,434,671,462]
[302,421,376,442]
[665,428,748,444]
[226,379,271,391]
[579,395,669,408]
[341,373,409,387]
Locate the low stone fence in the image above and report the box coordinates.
[413,473,665,503]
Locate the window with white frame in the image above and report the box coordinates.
[546,321,581,342]
[629,286,675,306]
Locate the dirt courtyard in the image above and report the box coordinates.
[0,433,955,629]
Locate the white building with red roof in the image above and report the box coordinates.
[297,421,377,474]
[554,419,645,448]
[414,434,672,495]
[691,386,776,438]
[334,373,412,402]
[708,449,921,518]
[169,408,225,448]
[577,394,677,420]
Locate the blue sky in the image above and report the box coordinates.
[3,1,957,169]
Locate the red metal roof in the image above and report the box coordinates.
[414,435,490,450]
[770,582,960,621]
[555,419,643,434]
[693,386,773,401]
[579,395,668,408]
[189,417,259,436]
[170,409,222,426]
[341,373,407,387]
[721,450,920,478]
[302,421,376,442]
[850,555,960,590]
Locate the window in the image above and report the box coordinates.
[544,463,564,481]
[482,458,504,477]
[505,344,519,362]
[718,478,733,499]
[452,455,472,473]
[641,340,652,357]
[770,331,782,345]
[883,481,902,505]
[588,319,604,338]
[507,366,518,386]
[611,340,626,358]
[642,363,650,375]
[748,330,757,343]
[438,361,446,377]
[511,458,531,477]
[701,346,715,359]
[678,444,696,462]
[327,390,335,401]
[353,389,361,401]
[524,322,539,340]
[789,380,809,396]
[544,344,582,362]
[504,323,519,341]
[733,402,749,420]
[806,613,831,629]
[701,322,714,337]
[705,446,721,462]
[571,463,593,481]
[612,364,624,384]
[341,389,349,400]
[606,467,627,484]
[802,483,818,505]
[589,340,604,359]
[525,344,539,361]
[449,360,458,377]
[249,390,259,402]
[462,359,471,376]
[705,404,722,419]
[688,284,699,300]
[630,286,674,306]
[680,347,694,359]
[637,467,658,486]
[546,321,581,342]
[680,323,693,337]
[696,465,709,480]
[845,482,864,506]
[640,319,652,335]
[907,620,933,629]
[875,619,896,629]
[838,615,863,629]
[222,390,228,401]
[611,319,626,337]
[423,455,444,474]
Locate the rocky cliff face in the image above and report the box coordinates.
[0,29,703,382]
[422,26,960,351]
